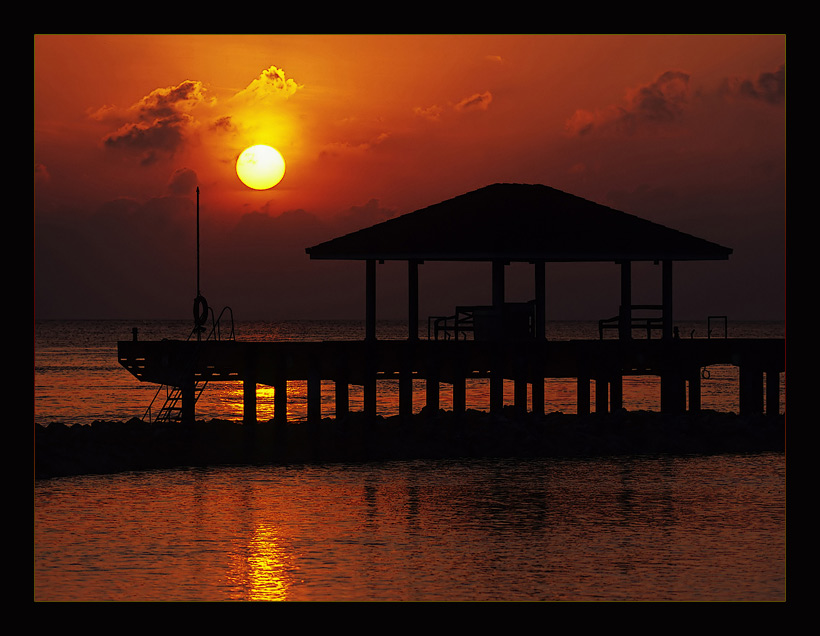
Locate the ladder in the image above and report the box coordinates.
[144,381,209,424]
[142,305,234,424]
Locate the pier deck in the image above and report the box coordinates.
[118,337,785,424]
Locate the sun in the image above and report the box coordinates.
[236,145,286,190]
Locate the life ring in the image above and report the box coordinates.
[193,294,209,326]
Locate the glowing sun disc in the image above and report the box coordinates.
[236,145,286,190]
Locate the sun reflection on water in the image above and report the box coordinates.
[228,523,297,601]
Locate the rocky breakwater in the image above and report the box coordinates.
[35,409,785,480]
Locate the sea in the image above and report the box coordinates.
[34,319,786,602]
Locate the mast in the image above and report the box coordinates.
[193,186,207,341]
[196,186,200,299]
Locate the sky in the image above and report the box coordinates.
[34,34,786,323]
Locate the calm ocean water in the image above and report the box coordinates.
[34,319,786,602]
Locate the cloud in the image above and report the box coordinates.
[565,70,691,136]
[413,104,444,121]
[233,65,303,103]
[131,80,209,120]
[454,91,493,113]
[100,80,209,165]
[414,91,493,123]
[318,132,390,159]
[210,116,236,133]
[167,168,198,196]
[720,64,785,105]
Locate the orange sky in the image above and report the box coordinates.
[34,34,785,321]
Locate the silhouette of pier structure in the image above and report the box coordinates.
[118,184,784,426]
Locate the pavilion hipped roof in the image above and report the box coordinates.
[305,183,732,263]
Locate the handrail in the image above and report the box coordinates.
[707,315,728,339]
[188,305,235,342]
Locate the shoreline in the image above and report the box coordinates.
[34,409,785,480]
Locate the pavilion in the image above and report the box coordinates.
[306,183,733,342]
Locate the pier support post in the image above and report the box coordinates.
[181,377,196,425]
[739,365,764,415]
[688,370,701,412]
[364,343,377,421]
[307,361,321,424]
[452,375,466,417]
[426,376,439,416]
[660,371,686,413]
[595,377,608,414]
[243,348,257,426]
[577,375,590,416]
[514,373,527,419]
[335,379,349,420]
[399,342,414,418]
[335,351,349,421]
[490,374,504,415]
[610,375,623,411]
[274,377,288,427]
[766,369,780,416]
[243,377,257,425]
[532,377,545,418]
[400,373,413,418]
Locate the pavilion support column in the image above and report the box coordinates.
[662,260,674,340]
[534,260,546,340]
[366,259,377,342]
[408,260,420,341]
[492,260,506,309]
[619,260,632,341]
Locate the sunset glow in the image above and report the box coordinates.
[34,34,785,322]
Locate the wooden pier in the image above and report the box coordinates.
[117,335,784,425]
[118,184,785,426]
